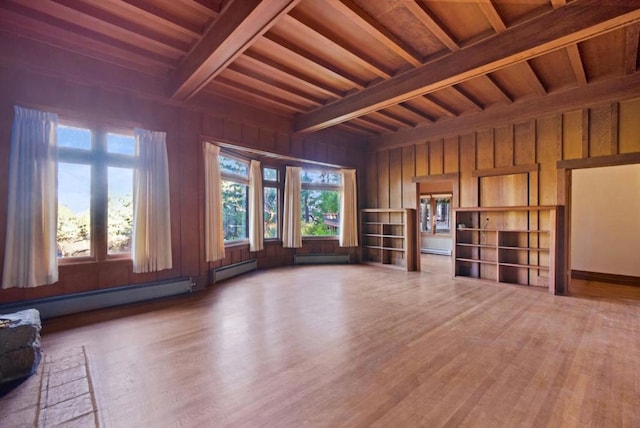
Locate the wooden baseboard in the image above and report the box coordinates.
[571,270,640,287]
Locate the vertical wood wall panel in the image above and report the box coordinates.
[402,146,416,209]
[494,125,514,168]
[476,129,494,170]
[378,151,390,209]
[619,98,640,153]
[415,142,429,176]
[562,110,583,160]
[389,148,403,208]
[459,133,477,207]
[588,104,614,157]
[366,153,378,208]
[537,115,562,206]
[515,120,536,166]
[429,139,444,175]
[444,136,459,173]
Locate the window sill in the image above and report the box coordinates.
[224,239,250,248]
[302,236,339,241]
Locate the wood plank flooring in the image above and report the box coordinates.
[32,263,640,427]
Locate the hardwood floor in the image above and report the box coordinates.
[33,264,640,427]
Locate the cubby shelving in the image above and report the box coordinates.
[360,208,417,271]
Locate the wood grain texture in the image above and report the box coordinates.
[402,146,416,209]
[35,265,640,427]
[618,98,640,154]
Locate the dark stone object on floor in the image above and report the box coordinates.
[0,309,42,386]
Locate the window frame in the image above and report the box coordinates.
[219,152,250,244]
[262,166,281,241]
[300,168,342,239]
[57,121,136,264]
[419,193,452,236]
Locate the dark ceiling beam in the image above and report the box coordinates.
[403,1,459,51]
[294,0,640,133]
[372,71,640,150]
[624,23,640,74]
[476,0,507,33]
[169,0,300,100]
[521,61,547,95]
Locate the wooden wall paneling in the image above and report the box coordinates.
[619,98,640,154]
[459,133,478,207]
[289,135,304,157]
[402,145,416,209]
[366,152,378,208]
[494,124,514,168]
[537,115,562,206]
[429,139,444,175]
[98,262,131,290]
[315,142,329,164]
[610,102,619,155]
[514,120,536,166]
[275,131,290,155]
[415,142,429,176]
[476,129,494,170]
[444,136,459,174]
[224,118,242,142]
[562,110,583,160]
[259,128,277,152]
[202,114,224,140]
[377,151,390,212]
[389,149,403,223]
[131,270,158,286]
[588,103,615,157]
[179,111,203,283]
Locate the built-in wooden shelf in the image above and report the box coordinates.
[360,208,417,271]
[453,205,563,294]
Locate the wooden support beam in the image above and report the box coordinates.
[476,0,507,33]
[479,75,513,103]
[372,71,640,150]
[522,61,547,95]
[295,0,640,133]
[169,0,300,100]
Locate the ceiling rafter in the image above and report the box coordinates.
[566,44,588,85]
[282,13,394,80]
[352,116,397,133]
[325,0,422,67]
[422,95,457,117]
[336,121,379,136]
[398,103,435,123]
[173,0,220,18]
[449,86,484,111]
[374,110,417,128]
[294,0,640,133]
[403,1,459,51]
[115,0,202,40]
[169,0,300,101]
[521,61,547,96]
[624,23,640,74]
[476,0,507,33]
[479,75,513,103]
[207,78,306,113]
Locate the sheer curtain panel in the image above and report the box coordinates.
[132,128,172,273]
[204,143,225,261]
[2,106,59,288]
[282,166,302,248]
[249,160,264,252]
[339,169,358,247]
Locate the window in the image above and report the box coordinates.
[419,194,452,235]
[57,125,135,259]
[219,154,249,242]
[301,169,341,237]
[263,167,279,239]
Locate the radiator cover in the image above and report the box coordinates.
[294,253,350,264]
[213,259,257,283]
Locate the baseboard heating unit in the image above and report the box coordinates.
[213,259,257,283]
[0,278,194,320]
[294,253,350,265]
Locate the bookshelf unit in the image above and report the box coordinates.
[360,208,417,271]
[453,206,564,294]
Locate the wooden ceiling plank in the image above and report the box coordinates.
[295,0,640,133]
[225,64,325,106]
[398,102,435,123]
[240,52,342,99]
[449,86,484,111]
[282,14,393,80]
[352,116,397,133]
[207,78,304,113]
[0,7,175,73]
[624,23,640,74]
[337,122,379,136]
[325,0,422,67]
[373,71,640,150]
[173,0,219,18]
[10,0,186,59]
[478,75,513,103]
[476,0,507,33]
[117,0,202,40]
[169,0,301,100]
[522,60,548,95]
[422,95,457,117]
[566,44,588,85]
[551,0,568,8]
[403,1,459,51]
[373,110,416,128]
[262,33,367,90]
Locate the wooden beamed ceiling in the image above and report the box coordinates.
[1,0,640,146]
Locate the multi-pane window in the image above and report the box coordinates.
[420,195,452,235]
[263,167,279,239]
[219,154,249,242]
[301,170,341,237]
[57,125,135,259]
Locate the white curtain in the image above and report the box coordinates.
[282,166,302,248]
[132,128,172,273]
[203,143,225,261]
[339,169,358,247]
[249,160,264,252]
[2,106,58,289]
